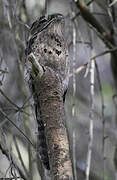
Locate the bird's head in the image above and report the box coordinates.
[30,13,65,36]
[25,14,65,56]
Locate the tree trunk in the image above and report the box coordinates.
[34,67,73,180]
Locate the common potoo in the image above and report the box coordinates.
[25,14,69,170]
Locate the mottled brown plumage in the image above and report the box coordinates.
[26,14,69,170]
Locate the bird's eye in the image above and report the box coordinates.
[48,14,63,21]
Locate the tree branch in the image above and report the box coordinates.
[0,108,35,149]
[0,144,27,180]
[75,0,116,48]
[0,89,29,116]
[13,136,29,177]
[34,67,73,180]
[69,47,117,78]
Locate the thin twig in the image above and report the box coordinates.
[85,4,95,179]
[13,136,29,177]
[28,144,33,180]
[21,94,33,109]
[0,89,19,109]
[69,64,87,78]
[0,144,27,180]
[95,62,105,180]
[72,22,77,116]
[73,130,77,180]
[109,0,117,7]
[90,47,117,60]
[106,0,115,34]
[44,0,48,17]
[4,164,11,178]
[15,15,30,30]
[0,89,29,116]
[69,47,117,78]
[0,107,35,149]
[85,57,95,180]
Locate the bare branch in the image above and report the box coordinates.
[74,0,115,49]
[85,7,95,179]
[72,22,77,116]
[69,47,117,78]
[73,130,77,180]
[44,0,48,17]
[0,89,29,116]
[0,144,27,180]
[0,108,35,149]
[109,0,117,7]
[85,57,95,180]
[95,62,106,180]
[13,136,29,177]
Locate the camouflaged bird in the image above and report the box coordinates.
[25,13,69,170]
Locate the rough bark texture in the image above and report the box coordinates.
[34,67,73,180]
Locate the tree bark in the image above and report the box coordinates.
[34,67,73,180]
